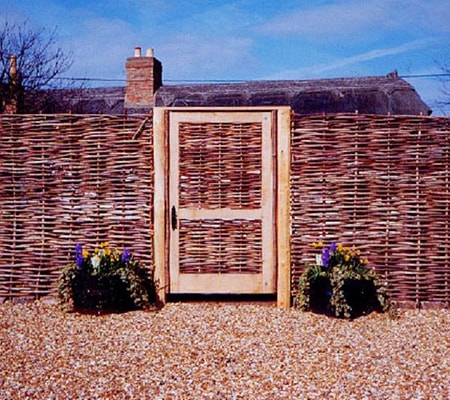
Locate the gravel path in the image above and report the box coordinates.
[1,301,449,399]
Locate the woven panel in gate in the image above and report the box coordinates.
[178,122,262,209]
[0,114,153,298]
[179,219,262,274]
[290,113,450,306]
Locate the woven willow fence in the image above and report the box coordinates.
[291,113,450,306]
[1,112,450,306]
[0,114,153,299]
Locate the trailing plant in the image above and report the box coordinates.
[296,242,393,319]
[58,242,155,312]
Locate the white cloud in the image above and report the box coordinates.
[64,2,259,81]
[61,16,138,81]
[172,3,253,35]
[157,33,255,80]
[397,0,450,34]
[260,1,388,39]
[264,39,432,80]
[313,39,432,74]
[260,0,450,39]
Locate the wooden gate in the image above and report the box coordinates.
[153,107,291,307]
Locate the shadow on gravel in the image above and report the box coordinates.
[166,293,277,305]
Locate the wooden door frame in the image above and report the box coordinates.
[168,110,276,294]
[153,107,291,308]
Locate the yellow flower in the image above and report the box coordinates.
[311,241,323,248]
[344,254,350,262]
[82,249,89,258]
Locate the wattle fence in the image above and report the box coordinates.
[290,114,450,307]
[0,112,449,307]
[0,114,153,299]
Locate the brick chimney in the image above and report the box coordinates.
[124,47,162,112]
[2,55,20,114]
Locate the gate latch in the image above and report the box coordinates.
[171,206,178,230]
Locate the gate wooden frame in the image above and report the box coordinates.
[153,107,291,308]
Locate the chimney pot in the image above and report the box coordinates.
[3,55,20,113]
[134,47,142,57]
[9,55,18,83]
[146,48,154,57]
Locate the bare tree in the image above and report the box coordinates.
[0,20,74,113]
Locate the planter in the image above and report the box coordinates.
[342,278,381,317]
[308,276,382,318]
[309,276,333,315]
[296,242,392,319]
[72,274,134,312]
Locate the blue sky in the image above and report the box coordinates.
[2,0,450,115]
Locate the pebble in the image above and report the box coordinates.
[1,301,449,399]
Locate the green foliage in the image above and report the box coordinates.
[296,242,393,319]
[58,242,156,313]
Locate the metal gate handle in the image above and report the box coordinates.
[171,206,178,230]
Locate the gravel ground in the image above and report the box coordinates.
[1,301,449,400]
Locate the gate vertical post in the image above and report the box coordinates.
[153,108,167,305]
[277,107,292,308]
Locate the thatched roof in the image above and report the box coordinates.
[45,87,126,114]
[46,74,431,116]
[154,76,431,115]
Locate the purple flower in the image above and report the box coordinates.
[121,248,131,263]
[330,242,337,253]
[321,248,331,269]
[75,243,84,269]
